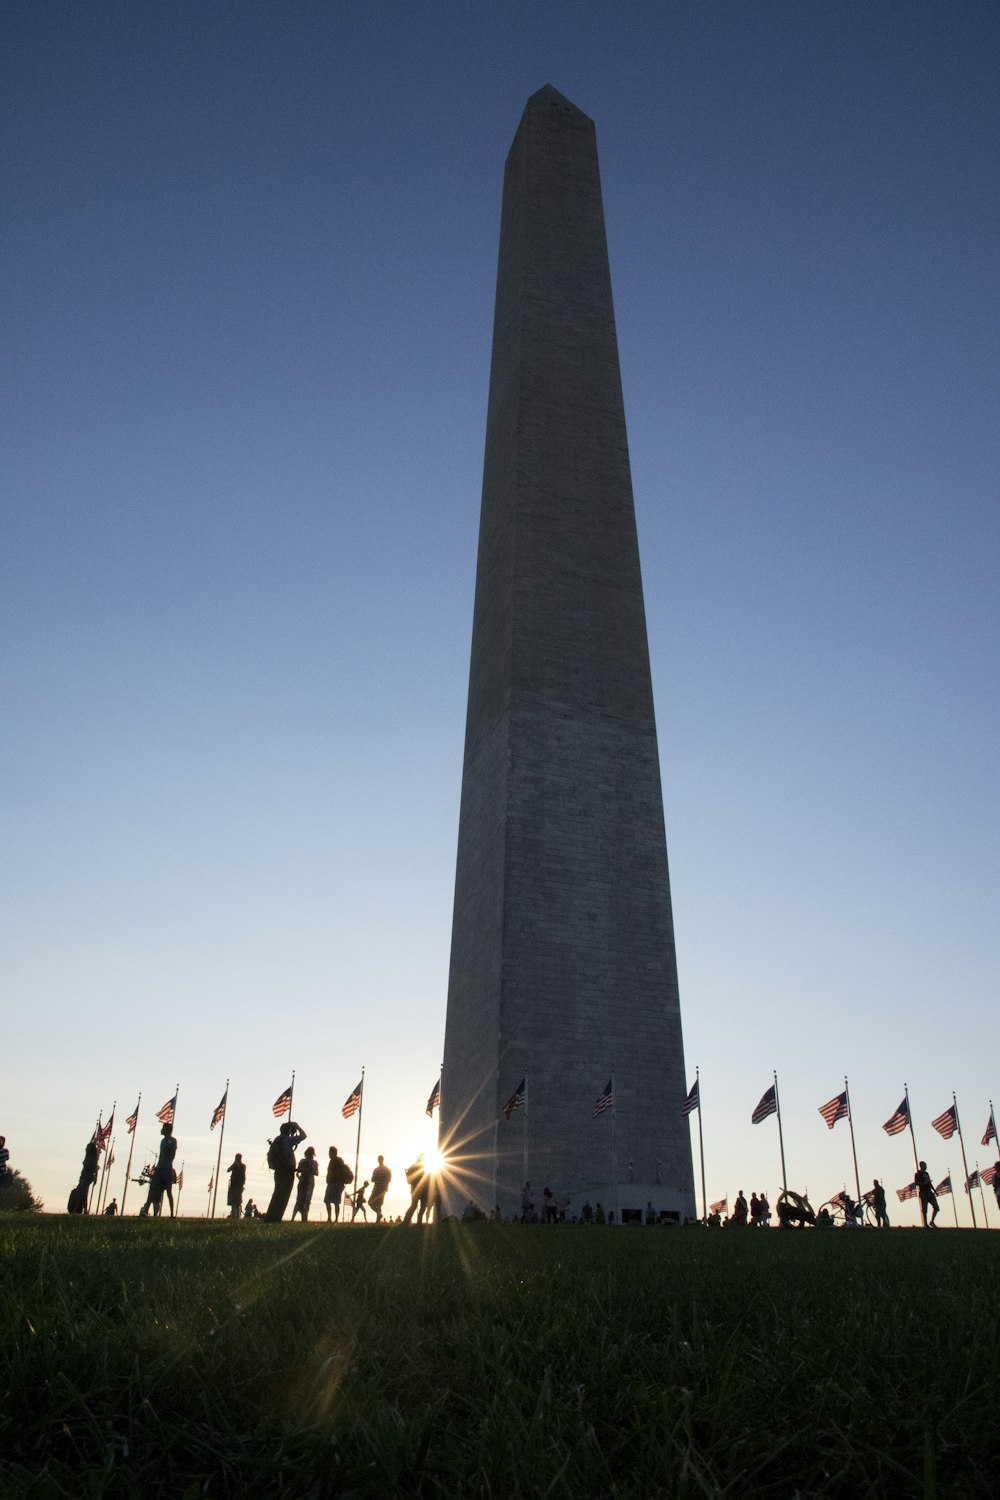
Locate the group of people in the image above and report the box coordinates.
[728,1190,773,1228]
[255,1122,434,1225]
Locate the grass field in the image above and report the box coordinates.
[2,1218,997,1498]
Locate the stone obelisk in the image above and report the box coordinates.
[440,86,695,1221]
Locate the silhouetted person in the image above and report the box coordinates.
[580,1200,593,1224]
[402,1156,429,1224]
[265,1119,306,1222]
[324,1146,353,1222]
[227,1153,246,1220]
[519,1181,535,1222]
[370,1155,391,1222]
[144,1124,178,1217]
[758,1191,771,1227]
[750,1192,760,1226]
[732,1190,749,1227]
[842,1191,859,1226]
[0,1135,9,1187]
[994,1162,1000,1215]
[594,1202,606,1225]
[69,1137,100,1213]
[872,1179,889,1228]
[243,1198,256,1220]
[292,1146,319,1221]
[542,1187,557,1224]
[914,1161,938,1226]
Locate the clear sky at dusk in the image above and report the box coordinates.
[3,2,998,1223]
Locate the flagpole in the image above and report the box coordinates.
[696,1066,707,1222]
[844,1076,862,1209]
[352,1067,365,1205]
[773,1071,787,1196]
[176,1159,185,1216]
[96,1109,115,1213]
[121,1094,140,1215]
[948,1168,958,1227]
[904,1082,919,1170]
[288,1069,295,1121]
[88,1116,102,1214]
[954,1092,976,1228]
[974,1161,989,1226]
[610,1066,619,1226]
[99,1137,116,1214]
[989,1100,999,1157]
[211,1079,229,1219]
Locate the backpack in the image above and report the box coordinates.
[266,1139,282,1170]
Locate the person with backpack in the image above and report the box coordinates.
[264,1120,306,1222]
[323,1146,353,1222]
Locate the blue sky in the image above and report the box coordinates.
[3,1,998,1221]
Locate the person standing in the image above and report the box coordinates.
[993,1162,1000,1216]
[292,1146,319,1221]
[872,1178,890,1228]
[0,1135,9,1188]
[369,1155,392,1222]
[265,1120,306,1222]
[104,1198,118,1216]
[733,1190,749,1227]
[226,1153,247,1220]
[402,1156,429,1224]
[323,1146,353,1222]
[148,1124,178,1217]
[69,1136,100,1213]
[913,1161,938,1227]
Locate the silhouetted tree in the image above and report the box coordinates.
[0,1169,43,1213]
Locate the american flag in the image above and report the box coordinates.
[125,1100,140,1134]
[176,1170,184,1189]
[709,1197,727,1215]
[272,1084,292,1119]
[981,1114,997,1147]
[503,1078,525,1120]
[681,1079,699,1117]
[156,1094,176,1126]
[982,1165,997,1186]
[934,1175,952,1196]
[827,1190,847,1208]
[751,1085,777,1124]
[93,1117,113,1153]
[882,1097,909,1136]
[593,1078,614,1118]
[210,1090,227,1131]
[342,1079,363,1119]
[896,1182,917,1202]
[425,1078,441,1118]
[818,1091,849,1130]
[931,1104,957,1140]
[964,1170,980,1193]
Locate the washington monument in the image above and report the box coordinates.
[439,86,696,1222]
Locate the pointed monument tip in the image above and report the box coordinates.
[525,84,591,122]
